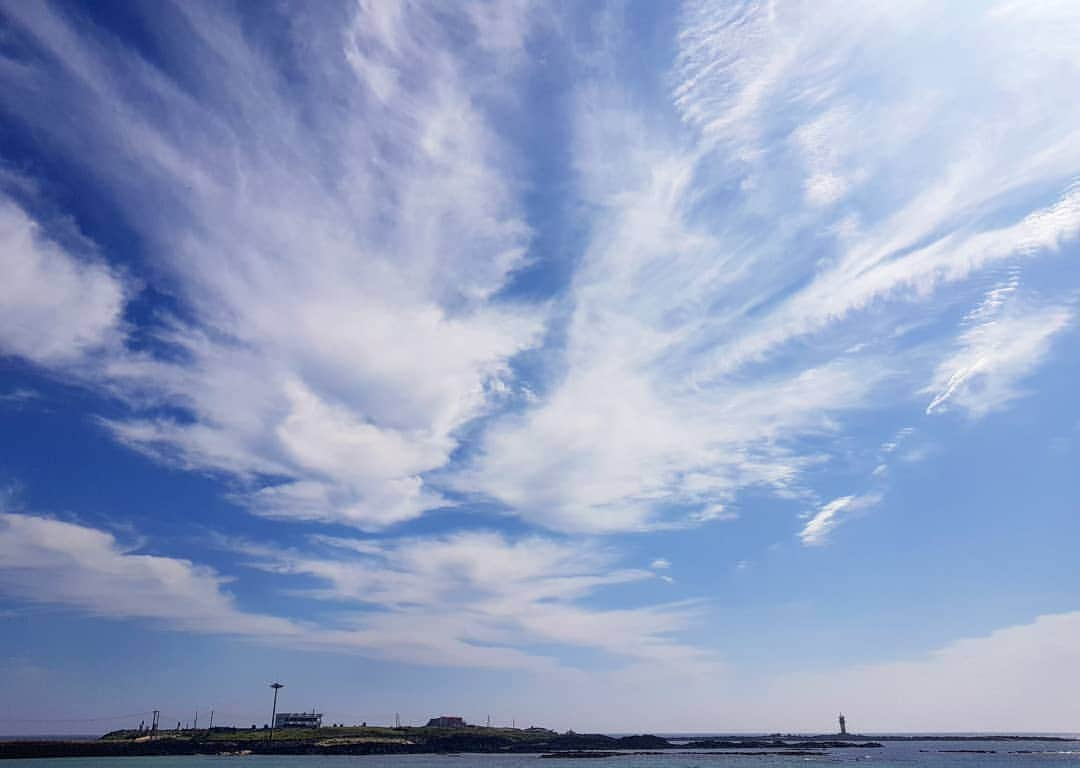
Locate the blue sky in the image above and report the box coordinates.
[2,0,1080,735]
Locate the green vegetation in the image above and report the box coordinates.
[101,724,557,746]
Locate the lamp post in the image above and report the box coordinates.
[269,682,284,743]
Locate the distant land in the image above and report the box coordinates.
[0,725,1075,761]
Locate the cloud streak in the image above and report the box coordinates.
[238,530,707,669]
[1,2,1079,708]
[2,0,1079,538]
[460,0,1080,533]
[798,493,881,547]
[0,511,298,637]
[0,509,706,672]
[0,0,545,528]
[926,277,1073,417]
[0,196,125,365]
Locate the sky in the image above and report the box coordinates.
[1,0,1080,736]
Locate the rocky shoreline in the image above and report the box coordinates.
[2,729,1071,760]
[0,732,883,761]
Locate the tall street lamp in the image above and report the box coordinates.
[269,682,284,743]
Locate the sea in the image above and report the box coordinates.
[2,739,1079,768]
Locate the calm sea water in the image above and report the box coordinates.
[3,741,1078,768]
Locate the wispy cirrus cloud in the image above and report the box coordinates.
[459,0,1080,534]
[0,387,40,405]
[7,508,1079,730]
[0,0,545,529]
[925,277,1073,418]
[239,531,706,669]
[673,0,1080,378]
[0,196,125,365]
[0,508,707,672]
[798,493,882,547]
[0,511,299,637]
[0,1,1078,566]
[1,0,1079,731]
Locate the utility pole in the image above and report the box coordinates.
[269,682,284,743]
[209,710,214,731]
[194,712,198,731]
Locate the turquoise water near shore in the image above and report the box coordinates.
[3,740,1078,768]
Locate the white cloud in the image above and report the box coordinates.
[0,509,711,672]
[0,511,298,637]
[456,609,1080,732]
[650,558,671,570]
[925,282,1073,417]
[792,106,864,207]
[0,1,544,529]
[1,0,1079,545]
[880,426,914,455]
[1,2,1079,732]
[799,493,881,547]
[457,0,1080,534]
[0,387,40,404]
[672,0,1080,379]
[750,610,1080,732]
[459,81,890,531]
[4,511,1080,731]
[459,85,888,531]
[239,531,707,669]
[0,197,125,364]
[700,182,1080,382]
[464,351,879,532]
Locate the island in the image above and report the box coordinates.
[3,724,1074,760]
[0,725,887,760]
